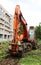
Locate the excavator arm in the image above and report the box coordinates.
[13,5,28,44]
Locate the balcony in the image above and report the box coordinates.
[0,14,10,25]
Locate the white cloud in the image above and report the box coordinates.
[0,0,41,27]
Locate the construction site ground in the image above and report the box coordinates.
[0,40,41,65]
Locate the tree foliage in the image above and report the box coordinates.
[18,23,24,35]
[35,25,41,39]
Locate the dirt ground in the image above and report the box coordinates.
[0,55,20,65]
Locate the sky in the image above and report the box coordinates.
[0,0,41,27]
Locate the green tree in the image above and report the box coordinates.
[18,23,24,35]
[35,24,41,39]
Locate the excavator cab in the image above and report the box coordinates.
[29,26,35,41]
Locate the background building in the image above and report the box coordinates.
[0,5,13,42]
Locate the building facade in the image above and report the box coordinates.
[0,5,13,42]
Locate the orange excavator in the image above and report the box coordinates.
[9,5,37,56]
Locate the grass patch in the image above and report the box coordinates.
[20,49,41,65]
[20,40,41,65]
[0,41,11,61]
[36,39,41,44]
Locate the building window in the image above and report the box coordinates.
[5,13,10,22]
[5,25,10,29]
[4,35,7,39]
[0,34,3,39]
[0,18,4,21]
[8,35,10,39]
